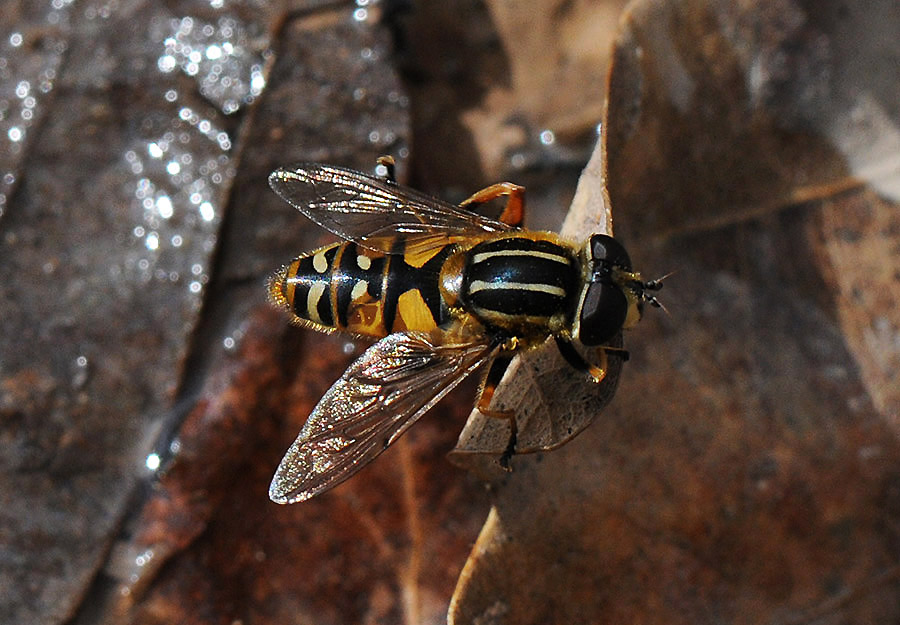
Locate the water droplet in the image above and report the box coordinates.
[250,71,266,94]
[158,55,177,72]
[135,549,155,567]
[145,453,161,471]
[156,195,173,218]
[72,355,90,389]
[199,201,215,222]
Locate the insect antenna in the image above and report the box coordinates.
[640,270,675,315]
[647,294,668,315]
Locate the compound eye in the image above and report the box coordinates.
[590,234,632,271]
[578,281,628,346]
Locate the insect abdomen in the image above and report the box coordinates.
[269,241,454,337]
[460,236,578,325]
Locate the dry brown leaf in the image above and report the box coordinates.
[450,0,900,623]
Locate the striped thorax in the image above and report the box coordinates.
[453,234,579,339]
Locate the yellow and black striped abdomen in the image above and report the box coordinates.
[269,241,455,338]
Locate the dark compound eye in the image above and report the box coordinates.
[578,281,628,346]
[590,234,632,271]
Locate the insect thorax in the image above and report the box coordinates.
[457,235,579,334]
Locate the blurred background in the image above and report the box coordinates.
[1,0,898,624]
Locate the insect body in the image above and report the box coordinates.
[267,159,661,503]
[269,238,454,337]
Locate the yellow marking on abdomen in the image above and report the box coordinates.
[351,279,369,301]
[307,282,327,324]
[395,289,438,332]
[312,251,329,273]
[346,301,386,336]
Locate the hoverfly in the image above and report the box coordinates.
[267,157,662,503]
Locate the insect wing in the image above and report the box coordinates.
[269,332,495,503]
[269,164,513,253]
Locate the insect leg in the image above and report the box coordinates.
[600,344,630,363]
[375,155,397,183]
[459,182,526,227]
[555,336,610,384]
[475,353,512,415]
[475,352,519,469]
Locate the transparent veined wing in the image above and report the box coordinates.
[269,331,496,503]
[268,164,513,254]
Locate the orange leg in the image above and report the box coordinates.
[555,337,610,384]
[460,182,526,227]
[475,353,519,469]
